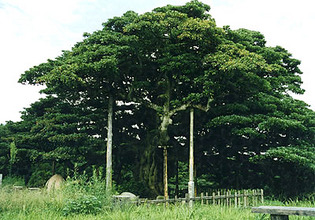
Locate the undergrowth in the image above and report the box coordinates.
[0,173,313,220]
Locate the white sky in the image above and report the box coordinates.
[0,0,314,124]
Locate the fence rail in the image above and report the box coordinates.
[117,189,264,207]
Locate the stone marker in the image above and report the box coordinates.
[46,174,65,191]
[113,192,138,204]
[120,192,137,198]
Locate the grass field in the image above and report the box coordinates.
[0,178,314,220]
[0,189,314,219]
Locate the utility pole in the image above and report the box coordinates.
[106,95,113,192]
[188,108,194,208]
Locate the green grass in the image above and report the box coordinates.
[0,183,314,220]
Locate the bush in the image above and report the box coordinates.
[62,194,102,216]
[60,167,112,216]
[2,175,24,186]
[27,163,53,187]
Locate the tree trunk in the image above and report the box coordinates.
[139,140,163,197]
[159,113,171,199]
[137,112,163,197]
[106,95,114,192]
[137,112,172,197]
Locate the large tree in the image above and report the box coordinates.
[14,0,314,198]
[118,0,221,195]
[20,0,221,195]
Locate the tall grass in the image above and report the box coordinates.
[0,177,313,220]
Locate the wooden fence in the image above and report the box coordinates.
[121,189,264,207]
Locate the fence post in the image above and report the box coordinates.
[244,190,247,207]
[206,192,209,205]
[163,196,166,208]
[239,190,242,207]
[185,193,189,205]
[234,191,237,207]
[222,190,225,206]
[261,189,264,204]
[212,192,216,205]
[227,190,229,206]
[256,189,259,206]
[255,189,259,206]
[201,192,204,205]
[225,190,230,207]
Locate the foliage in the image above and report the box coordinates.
[9,142,17,164]
[169,161,189,197]
[2,176,25,186]
[0,124,11,176]
[27,163,55,187]
[62,195,101,216]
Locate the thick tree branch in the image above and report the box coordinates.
[147,102,163,112]
[192,97,212,112]
[169,97,213,116]
[169,103,191,116]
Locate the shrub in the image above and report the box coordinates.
[2,175,24,186]
[62,194,102,216]
[27,163,53,187]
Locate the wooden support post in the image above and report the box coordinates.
[206,192,209,205]
[163,146,168,201]
[226,190,231,207]
[253,189,256,206]
[238,190,241,207]
[226,190,229,207]
[218,191,221,206]
[163,196,167,208]
[188,108,194,208]
[185,193,189,204]
[201,192,204,205]
[106,95,113,192]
